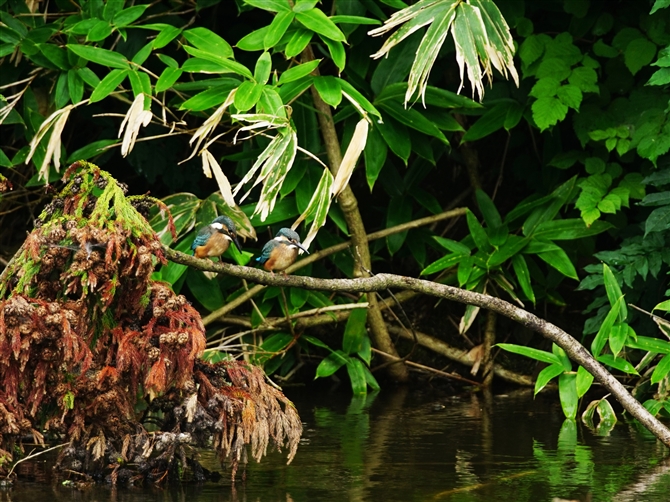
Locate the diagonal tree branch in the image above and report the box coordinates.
[164,246,670,449]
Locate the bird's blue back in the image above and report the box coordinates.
[191,225,214,252]
[255,239,279,265]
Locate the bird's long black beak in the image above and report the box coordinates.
[232,234,243,252]
[296,242,309,254]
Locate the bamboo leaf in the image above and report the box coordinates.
[67,44,129,69]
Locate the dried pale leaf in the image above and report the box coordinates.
[26,105,73,166]
[297,168,334,250]
[459,304,480,334]
[232,133,284,200]
[38,107,72,181]
[255,131,297,221]
[186,88,236,161]
[467,344,484,375]
[201,149,213,178]
[332,119,368,198]
[202,149,236,207]
[119,93,152,157]
[185,393,198,423]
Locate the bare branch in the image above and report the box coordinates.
[164,245,670,448]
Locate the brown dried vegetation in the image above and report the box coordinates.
[0,162,301,484]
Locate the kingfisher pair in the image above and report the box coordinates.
[190,216,308,273]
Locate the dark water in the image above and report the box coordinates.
[5,386,670,502]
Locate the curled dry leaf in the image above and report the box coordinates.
[201,149,236,207]
[118,93,152,157]
[331,119,368,198]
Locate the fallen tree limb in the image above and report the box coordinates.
[164,246,670,448]
[387,326,534,386]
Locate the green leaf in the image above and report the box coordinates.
[531,96,568,131]
[651,0,670,14]
[465,209,490,251]
[512,254,535,304]
[602,264,626,321]
[279,59,320,84]
[114,5,149,27]
[254,51,272,84]
[609,323,629,358]
[591,296,624,357]
[314,75,341,107]
[421,253,468,275]
[315,350,348,378]
[258,333,294,364]
[89,69,129,103]
[156,67,183,93]
[183,47,253,78]
[624,38,657,75]
[487,235,527,267]
[237,26,270,51]
[496,344,562,365]
[535,363,564,396]
[296,8,346,42]
[76,67,101,88]
[320,35,346,73]
[132,42,153,65]
[576,366,594,398]
[186,269,224,311]
[627,335,670,353]
[475,189,502,228]
[558,373,578,419]
[153,25,182,49]
[433,237,471,255]
[330,15,381,25]
[533,219,611,240]
[181,83,237,111]
[243,0,291,12]
[568,66,599,93]
[364,126,387,191]
[343,299,368,355]
[66,139,117,164]
[264,10,295,49]
[346,358,368,394]
[87,20,113,42]
[103,0,124,21]
[378,101,448,144]
[67,69,84,103]
[645,206,670,236]
[462,102,515,142]
[234,81,264,112]
[536,248,578,280]
[183,27,234,59]
[66,44,129,69]
[651,354,670,384]
[38,44,69,70]
[556,84,582,110]
[302,335,332,350]
[284,28,313,58]
[377,115,411,164]
[596,354,639,375]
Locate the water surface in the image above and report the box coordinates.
[6,386,670,501]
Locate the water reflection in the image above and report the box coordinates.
[4,386,670,502]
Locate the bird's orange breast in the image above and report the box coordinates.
[194,232,230,258]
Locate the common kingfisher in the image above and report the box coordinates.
[255,228,309,274]
[191,215,242,259]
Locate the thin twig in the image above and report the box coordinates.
[371,348,480,385]
[6,442,70,479]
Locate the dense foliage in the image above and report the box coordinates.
[1,0,670,438]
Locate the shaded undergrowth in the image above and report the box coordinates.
[0,161,301,484]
